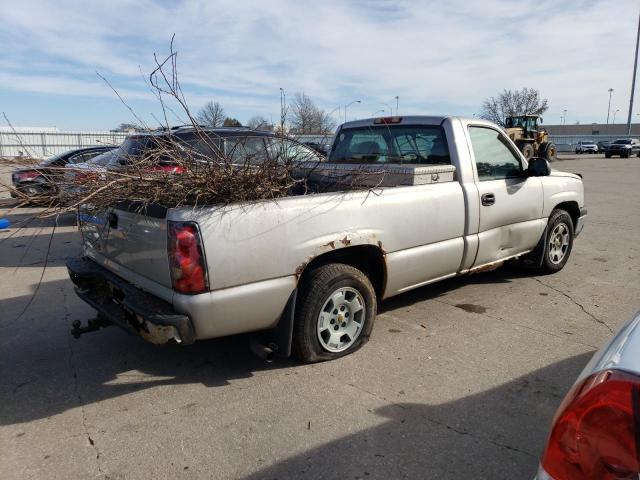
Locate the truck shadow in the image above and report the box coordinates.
[1,262,553,427]
[239,353,592,480]
[1,279,299,426]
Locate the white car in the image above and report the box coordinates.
[575,140,598,154]
[535,311,640,479]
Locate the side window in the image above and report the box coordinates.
[468,127,523,181]
[67,152,86,164]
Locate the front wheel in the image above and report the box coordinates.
[538,209,574,274]
[293,263,377,362]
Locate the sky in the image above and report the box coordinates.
[0,0,639,131]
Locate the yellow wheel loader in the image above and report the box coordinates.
[504,115,557,161]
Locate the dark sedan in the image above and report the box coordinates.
[605,138,640,158]
[11,146,115,199]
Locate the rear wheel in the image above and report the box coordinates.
[522,143,535,160]
[538,209,574,274]
[293,263,376,363]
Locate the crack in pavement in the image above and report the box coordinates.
[63,286,105,477]
[431,298,599,350]
[345,383,536,459]
[532,277,613,334]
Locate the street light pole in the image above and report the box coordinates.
[372,109,385,117]
[395,96,399,115]
[627,8,640,134]
[344,100,361,123]
[614,109,620,123]
[607,88,614,124]
[563,109,567,125]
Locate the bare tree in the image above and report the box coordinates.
[289,92,336,134]
[223,117,242,126]
[196,101,226,127]
[479,88,549,127]
[247,115,273,131]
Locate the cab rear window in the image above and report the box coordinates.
[329,125,450,165]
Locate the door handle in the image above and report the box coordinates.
[481,193,495,206]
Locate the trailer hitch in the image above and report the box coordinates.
[71,315,112,339]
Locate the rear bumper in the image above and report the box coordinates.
[66,256,195,345]
[575,207,587,237]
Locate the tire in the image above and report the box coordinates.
[538,209,574,274]
[522,143,535,160]
[540,142,557,161]
[605,153,611,158]
[293,263,377,363]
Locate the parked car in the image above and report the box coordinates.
[67,116,586,362]
[605,138,640,158]
[11,146,115,199]
[302,141,329,156]
[596,140,610,153]
[59,127,322,200]
[534,311,640,479]
[574,140,598,154]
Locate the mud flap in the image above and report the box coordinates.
[252,289,297,359]
[520,225,548,269]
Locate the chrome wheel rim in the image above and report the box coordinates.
[548,223,570,264]
[317,287,365,353]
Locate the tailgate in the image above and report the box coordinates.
[79,204,172,289]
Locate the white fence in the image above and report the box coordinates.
[0,130,129,158]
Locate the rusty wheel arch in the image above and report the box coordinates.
[296,244,387,300]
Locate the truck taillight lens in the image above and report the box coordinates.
[168,222,208,294]
[541,369,640,480]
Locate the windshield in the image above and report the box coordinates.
[613,139,631,144]
[329,125,450,165]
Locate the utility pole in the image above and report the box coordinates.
[607,88,614,124]
[627,8,640,134]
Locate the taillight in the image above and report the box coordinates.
[146,165,185,174]
[167,222,208,294]
[16,170,41,181]
[541,369,640,479]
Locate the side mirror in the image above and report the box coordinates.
[527,157,551,177]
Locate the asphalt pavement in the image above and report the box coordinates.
[1,155,638,479]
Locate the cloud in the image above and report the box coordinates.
[0,0,638,126]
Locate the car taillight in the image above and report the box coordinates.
[16,170,41,181]
[146,165,186,174]
[167,221,208,294]
[541,369,640,480]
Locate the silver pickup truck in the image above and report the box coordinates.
[67,116,586,362]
